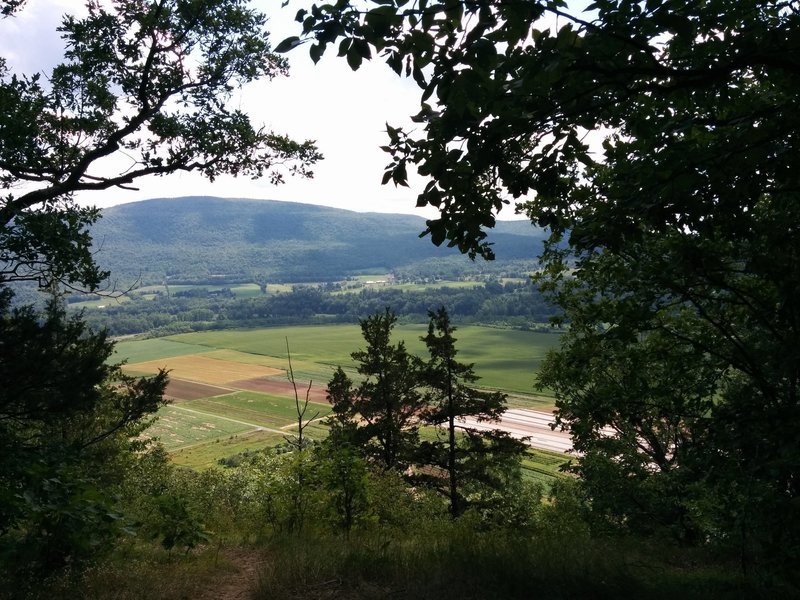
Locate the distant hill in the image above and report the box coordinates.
[90,196,546,284]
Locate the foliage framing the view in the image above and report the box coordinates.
[0,0,319,580]
[1,0,321,290]
[287,0,800,578]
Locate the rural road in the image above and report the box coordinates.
[460,408,573,454]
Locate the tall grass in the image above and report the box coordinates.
[9,544,240,600]
[255,527,754,600]
[19,527,774,599]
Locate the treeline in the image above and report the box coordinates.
[391,256,541,283]
[79,280,560,336]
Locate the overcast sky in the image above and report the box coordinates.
[0,0,452,218]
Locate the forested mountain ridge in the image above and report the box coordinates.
[91,196,546,284]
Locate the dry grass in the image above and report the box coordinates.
[124,354,283,385]
[19,545,253,600]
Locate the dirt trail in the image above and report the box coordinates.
[198,547,264,600]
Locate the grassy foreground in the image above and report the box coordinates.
[255,532,753,600]
[29,529,764,600]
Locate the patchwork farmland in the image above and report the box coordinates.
[120,347,334,468]
[116,325,563,471]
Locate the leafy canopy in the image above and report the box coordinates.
[283,0,798,258]
[288,0,800,575]
[0,0,321,578]
[1,0,321,289]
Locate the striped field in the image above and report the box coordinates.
[118,324,562,469]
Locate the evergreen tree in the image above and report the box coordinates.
[325,309,423,470]
[419,307,525,517]
[0,290,167,575]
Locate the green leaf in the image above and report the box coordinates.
[309,42,324,64]
[274,36,302,54]
[338,38,352,57]
[346,46,363,70]
[354,38,372,60]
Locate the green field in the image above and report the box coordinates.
[170,430,285,468]
[135,283,272,298]
[113,338,217,363]
[522,448,572,489]
[162,324,560,395]
[145,389,332,468]
[76,283,298,308]
[183,392,332,429]
[117,324,562,469]
[151,405,255,448]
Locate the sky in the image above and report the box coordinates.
[0,0,449,218]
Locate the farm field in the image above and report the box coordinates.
[522,448,571,488]
[71,283,297,309]
[116,324,561,469]
[162,324,561,395]
[336,277,485,294]
[392,281,483,291]
[113,338,215,363]
[134,283,294,298]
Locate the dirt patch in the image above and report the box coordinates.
[232,377,330,404]
[165,378,233,401]
[197,547,265,600]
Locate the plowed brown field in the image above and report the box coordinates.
[232,378,330,403]
[165,378,233,401]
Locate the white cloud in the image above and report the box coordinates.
[0,0,80,74]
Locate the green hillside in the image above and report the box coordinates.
[90,196,546,285]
